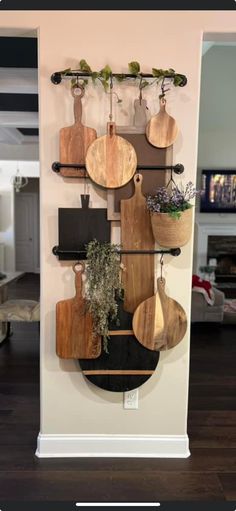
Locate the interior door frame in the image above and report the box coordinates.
[14,189,40,273]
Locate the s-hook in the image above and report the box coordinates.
[160,253,164,281]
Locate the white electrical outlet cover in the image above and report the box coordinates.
[123,389,139,409]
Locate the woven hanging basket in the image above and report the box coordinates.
[150,207,193,248]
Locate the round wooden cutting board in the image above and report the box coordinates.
[85,122,137,189]
[132,278,187,351]
[146,97,179,149]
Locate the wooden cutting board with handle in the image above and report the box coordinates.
[121,173,155,313]
[85,121,137,189]
[132,277,187,351]
[146,96,179,148]
[59,85,97,177]
[108,98,170,220]
[56,263,101,359]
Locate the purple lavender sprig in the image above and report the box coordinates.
[146,181,199,218]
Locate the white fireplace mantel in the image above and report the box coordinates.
[193,215,236,273]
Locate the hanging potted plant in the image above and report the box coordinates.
[146,181,199,248]
[85,240,123,353]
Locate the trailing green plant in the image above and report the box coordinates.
[146,182,199,219]
[85,240,123,353]
[59,59,186,95]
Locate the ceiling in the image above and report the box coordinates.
[0,36,38,146]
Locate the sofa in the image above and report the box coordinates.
[191,286,225,323]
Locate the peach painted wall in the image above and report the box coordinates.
[0,11,235,443]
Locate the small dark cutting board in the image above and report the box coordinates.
[58,195,110,260]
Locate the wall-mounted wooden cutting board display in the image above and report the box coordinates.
[132,277,187,351]
[79,298,159,392]
[58,195,110,260]
[56,263,101,359]
[59,85,97,177]
[120,174,155,313]
[107,99,172,220]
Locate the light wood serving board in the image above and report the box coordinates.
[56,263,101,359]
[132,277,187,351]
[59,86,97,177]
[120,173,155,313]
[146,97,179,148]
[85,122,137,189]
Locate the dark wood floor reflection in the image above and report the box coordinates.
[0,274,235,501]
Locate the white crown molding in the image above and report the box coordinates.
[36,433,190,459]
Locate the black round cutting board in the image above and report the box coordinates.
[79,299,159,392]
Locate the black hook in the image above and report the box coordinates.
[166,168,179,191]
[160,253,164,281]
[110,73,113,90]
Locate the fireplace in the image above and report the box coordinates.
[207,235,236,282]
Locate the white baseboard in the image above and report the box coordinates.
[35,433,190,458]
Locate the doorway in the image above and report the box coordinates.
[188,33,236,462]
[14,178,40,273]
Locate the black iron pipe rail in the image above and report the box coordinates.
[51,71,187,87]
[52,246,181,258]
[52,162,184,174]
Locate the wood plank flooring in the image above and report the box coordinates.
[0,274,235,501]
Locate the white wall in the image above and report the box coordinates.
[1,10,235,457]
[0,160,39,271]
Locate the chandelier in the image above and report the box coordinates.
[11,166,28,193]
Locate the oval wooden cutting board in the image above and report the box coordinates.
[146,97,179,149]
[121,173,155,313]
[56,263,101,359]
[85,122,137,189]
[132,277,187,351]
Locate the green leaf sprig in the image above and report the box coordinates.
[58,59,186,94]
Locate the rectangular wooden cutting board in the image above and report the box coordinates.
[56,264,101,359]
[59,88,97,177]
[120,174,155,313]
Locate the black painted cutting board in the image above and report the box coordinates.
[58,195,110,260]
[79,298,159,392]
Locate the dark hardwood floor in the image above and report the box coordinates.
[0,273,235,502]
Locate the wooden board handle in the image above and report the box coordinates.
[107,122,116,137]
[71,85,85,124]
[133,173,143,195]
[134,98,147,127]
[159,96,166,113]
[80,194,90,209]
[156,277,168,305]
[73,262,85,299]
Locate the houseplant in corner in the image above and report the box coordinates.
[146,181,199,248]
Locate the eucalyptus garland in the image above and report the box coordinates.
[85,240,123,353]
